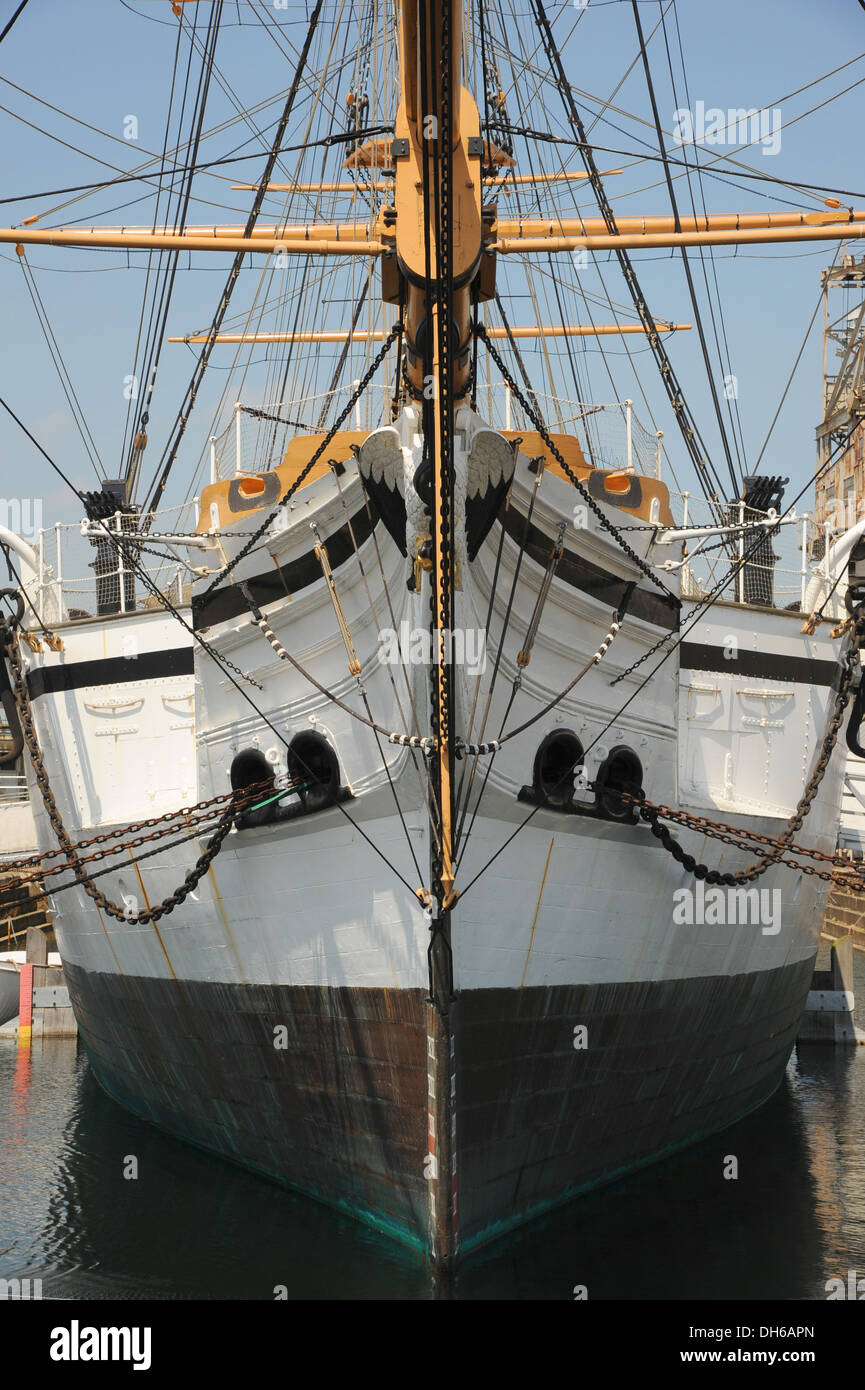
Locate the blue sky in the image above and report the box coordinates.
[0,0,863,531]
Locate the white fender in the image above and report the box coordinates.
[0,524,38,582]
[803,517,865,616]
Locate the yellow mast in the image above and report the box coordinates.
[4,215,865,257]
[390,0,466,1270]
[23,210,856,240]
[398,0,465,919]
[230,169,624,192]
[168,323,691,344]
[383,0,482,404]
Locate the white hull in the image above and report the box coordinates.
[5,427,848,1256]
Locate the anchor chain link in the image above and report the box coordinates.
[625,605,865,889]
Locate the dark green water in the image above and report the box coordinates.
[2,950,864,1300]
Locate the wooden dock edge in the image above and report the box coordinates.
[799,936,865,1045]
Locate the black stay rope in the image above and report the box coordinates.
[476,323,678,603]
[0,394,421,899]
[195,324,402,604]
[528,0,729,508]
[630,0,740,500]
[144,0,326,517]
[0,0,30,45]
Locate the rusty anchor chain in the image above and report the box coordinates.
[623,603,865,892]
[0,612,237,923]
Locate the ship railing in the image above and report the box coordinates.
[209,386,398,482]
[665,493,840,614]
[0,771,28,803]
[29,499,201,626]
[16,423,847,624]
[476,387,665,479]
[209,387,667,483]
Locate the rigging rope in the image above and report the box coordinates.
[0,0,30,45]
[456,598,863,902]
[630,600,865,887]
[144,0,326,517]
[630,0,740,499]
[0,615,235,923]
[16,254,105,481]
[197,324,401,600]
[665,1,748,475]
[246,594,431,748]
[528,0,729,509]
[476,323,678,600]
[121,2,207,489]
[0,393,422,899]
[333,460,443,843]
[454,462,550,849]
[120,10,187,474]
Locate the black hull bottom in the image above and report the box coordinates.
[64,955,815,1258]
[453,957,814,1251]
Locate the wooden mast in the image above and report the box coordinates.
[168,324,692,343]
[394,0,468,1271]
[17,210,856,239]
[4,216,865,257]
